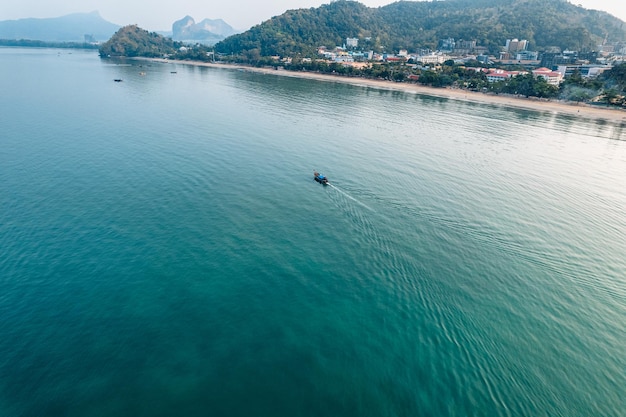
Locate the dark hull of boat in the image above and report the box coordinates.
[314,171,329,185]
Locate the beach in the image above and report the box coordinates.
[149,58,626,123]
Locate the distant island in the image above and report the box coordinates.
[0,11,237,45]
[0,39,100,49]
[98,0,626,108]
[0,11,119,43]
[98,25,183,58]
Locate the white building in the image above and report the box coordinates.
[532,67,563,85]
[557,64,611,78]
[414,52,448,64]
[506,38,528,52]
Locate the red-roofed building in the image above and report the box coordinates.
[532,67,564,85]
[485,69,526,82]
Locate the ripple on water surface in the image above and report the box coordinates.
[0,49,625,417]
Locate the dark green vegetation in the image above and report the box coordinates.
[99,25,183,58]
[561,63,626,105]
[0,39,99,49]
[216,58,623,104]
[214,0,626,57]
[282,59,561,98]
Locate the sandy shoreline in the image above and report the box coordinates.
[147,58,626,123]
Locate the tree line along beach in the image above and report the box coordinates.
[143,57,626,125]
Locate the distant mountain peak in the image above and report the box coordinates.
[171,15,237,42]
[0,11,120,42]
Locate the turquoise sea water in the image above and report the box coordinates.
[1,47,625,417]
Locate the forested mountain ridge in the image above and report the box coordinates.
[214,0,626,57]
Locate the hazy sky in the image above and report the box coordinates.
[1,0,625,31]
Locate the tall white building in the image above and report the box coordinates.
[506,39,528,52]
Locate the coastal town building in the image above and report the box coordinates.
[412,52,449,64]
[333,54,354,63]
[532,67,564,85]
[500,38,533,61]
[608,55,626,64]
[438,38,482,55]
[557,64,610,78]
[479,68,563,85]
[384,54,407,62]
[453,40,479,55]
[313,31,625,89]
[506,38,528,53]
[516,51,539,61]
[439,38,455,51]
[485,69,525,82]
[498,58,542,66]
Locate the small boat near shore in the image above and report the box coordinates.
[314,171,329,185]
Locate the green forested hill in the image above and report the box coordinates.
[99,25,182,57]
[214,0,626,57]
[215,2,380,57]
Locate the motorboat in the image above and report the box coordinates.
[314,171,329,185]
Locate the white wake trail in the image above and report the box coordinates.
[328,183,375,212]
